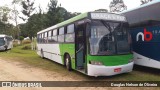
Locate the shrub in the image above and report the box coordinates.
[13,40,21,47]
[21,45,31,50]
[19,36,24,41]
[22,40,31,44]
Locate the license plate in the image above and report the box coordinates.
[114,68,121,72]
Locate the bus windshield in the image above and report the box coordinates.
[0,38,5,46]
[90,20,130,55]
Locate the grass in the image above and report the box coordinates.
[0,44,160,81]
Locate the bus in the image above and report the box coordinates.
[37,12,134,76]
[0,34,13,51]
[122,0,160,69]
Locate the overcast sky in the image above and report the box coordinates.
[0,0,142,13]
[0,0,142,24]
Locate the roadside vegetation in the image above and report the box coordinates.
[0,42,159,81]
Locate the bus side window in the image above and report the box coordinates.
[65,24,75,42]
[39,34,42,43]
[51,29,57,43]
[44,32,48,43]
[37,34,39,43]
[42,33,44,43]
[48,30,52,43]
[58,27,65,42]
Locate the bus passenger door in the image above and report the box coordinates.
[75,23,86,70]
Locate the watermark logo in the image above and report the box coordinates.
[2,82,12,87]
[136,28,153,41]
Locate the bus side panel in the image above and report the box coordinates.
[60,44,75,69]
[37,44,63,64]
[130,25,160,69]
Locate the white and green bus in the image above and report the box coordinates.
[37,12,134,76]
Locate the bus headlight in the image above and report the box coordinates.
[90,61,103,65]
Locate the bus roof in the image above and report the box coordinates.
[37,12,126,34]
[37,12,88,34]
[0,34,13,38]
[0,34,6,37]
[121,0,160,25]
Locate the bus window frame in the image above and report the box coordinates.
[51,29,58,43]
[65,24,75,43]
[58,27,65,43]
[88,20,131,56]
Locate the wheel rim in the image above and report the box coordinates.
[66,57,69,69]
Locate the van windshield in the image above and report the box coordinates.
[0,38,5,46]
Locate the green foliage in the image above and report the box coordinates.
[0,6,11,23]
[20,0,35,21]
[20,0,80,38]
[1,0,80,39]
[0,21,14,35]
[47,0,64,26]
[19,36,24,41]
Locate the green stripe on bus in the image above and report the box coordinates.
[59,44,76,69]
[87,54,132,66]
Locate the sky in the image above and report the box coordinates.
[0,0,142,25]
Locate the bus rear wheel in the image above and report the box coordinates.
[40,49,44,59]
[65,54,72,71]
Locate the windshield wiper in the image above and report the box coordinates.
[100,20,112,34]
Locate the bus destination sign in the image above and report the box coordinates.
[90,13,127,22]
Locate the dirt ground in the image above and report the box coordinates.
[0,58,74,81]
[0,58,158,90]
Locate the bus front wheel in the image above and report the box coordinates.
[65,54,72,71]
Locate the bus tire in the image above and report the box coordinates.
[40,49,44,59]
[65,54,72,71]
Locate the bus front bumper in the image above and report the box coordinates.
[0,46,5,51]
[87,62,134,76]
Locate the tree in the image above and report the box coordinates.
[20,0,35,21]
[11,0,22,25]
[0,21,14,36]
[0,6,10,23]
[19,36,24,44]
[0,6,11,34]
[11,0,22,39]
[19,0,80,38]
[141,0,153,5]
[95,9,108,12]
[20,6,49,38]
[47,0,63,27]
[109,0,127,13]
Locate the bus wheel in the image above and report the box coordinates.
[65,54,72,71]
[40,49,44,59]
